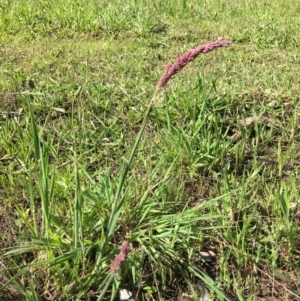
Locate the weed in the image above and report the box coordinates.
[1,1,300,301]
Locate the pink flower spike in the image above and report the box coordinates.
[110,241,130,275]
[156,40,233,89]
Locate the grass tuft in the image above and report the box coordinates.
[1,0,300,300]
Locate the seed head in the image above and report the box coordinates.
[110,241,129,275]
[157,40,233,89]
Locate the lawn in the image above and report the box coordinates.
[0,0,300,300]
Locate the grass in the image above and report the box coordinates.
[0,0,300,300]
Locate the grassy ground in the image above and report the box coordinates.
[1,0,300,300]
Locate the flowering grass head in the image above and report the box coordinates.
[156,40,233,89]
[110,241,129,275]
